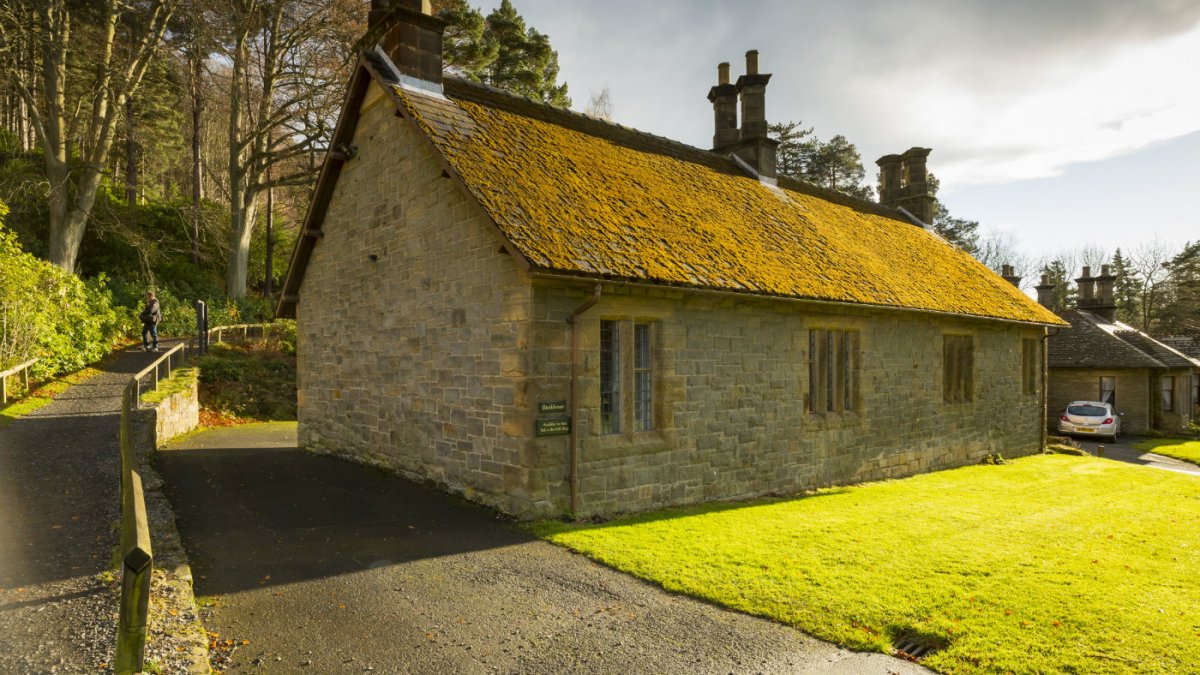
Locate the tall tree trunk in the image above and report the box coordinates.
[190,46,203,264]
[264,164,274,297]
[226,27,250,297]
[125,96,137,204]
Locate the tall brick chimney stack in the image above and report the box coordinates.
[876,147,936,226]
[1090,264,1118,322]
[708,62,739,148]
[1035,273,1057,310]
[1075,266,1096,305]
[1001,264,1021,288]
[710,50,778,178]
[367,0,446,88]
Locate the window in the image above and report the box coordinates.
[1021,339,1039,395]
[600,320,620,434]
[634,323,653,431]
[1161,376,1175,413]
[943,335,974,403]
[1099,376,1116,406]
[808,328,857,414]
[599,319,656,434]
[1193,374,1199,409]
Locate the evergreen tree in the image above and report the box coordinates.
[1110,248,1142,326]
[767,120,814,178]
[1157,241,1200,337]
[926,174,980,254]
[482,0,569,106]
[806,135,872,200]
[434,0,497,79]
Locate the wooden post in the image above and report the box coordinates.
[114,470,153,674]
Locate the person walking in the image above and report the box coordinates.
[140,292,162,352]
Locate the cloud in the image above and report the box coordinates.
[515,0,1200,188]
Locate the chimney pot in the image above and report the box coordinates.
[1000,263,1021,288]
[718,62,730,85]
[878,147,935,225]
[746,50,759,75]
[1035,274,1057,310]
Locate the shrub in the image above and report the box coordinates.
[0,210,128,378]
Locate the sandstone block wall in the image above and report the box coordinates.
[531,284,1046,518]
[296,82,535,515]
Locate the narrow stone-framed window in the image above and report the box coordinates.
[1021,339,1039,395]
[1162,376,1175,413]
[599,320,621,434]
[808,328,858,414]
[943,335,974,403]
[1099,376,1116,406]
[633,323,653,431]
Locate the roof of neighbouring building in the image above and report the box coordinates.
[1049,310,1200,369]
[278,54,1066,327]
[1161,336,1200,359]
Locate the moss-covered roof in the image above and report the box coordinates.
[391,75,1062,325]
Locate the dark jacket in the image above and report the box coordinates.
[140,299,161,326]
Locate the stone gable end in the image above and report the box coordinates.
[297,81,535,515]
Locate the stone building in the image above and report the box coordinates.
[277,0,1065,518]
[1038,266,1200,433]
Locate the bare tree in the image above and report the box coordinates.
[584,87,612,121]
[1130,239,1177,330]
[222,0,360,297]
[0,0,177,271]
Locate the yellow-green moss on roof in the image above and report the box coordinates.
[394,78,1064,326]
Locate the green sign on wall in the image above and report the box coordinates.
[535,417,571,437]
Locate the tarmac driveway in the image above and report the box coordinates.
[157,423,928,674]
[1069,435,1200,476]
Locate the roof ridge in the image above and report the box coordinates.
[441,75,907,223]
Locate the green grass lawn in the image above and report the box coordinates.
[533,455,1200,674]
[1133,438,1200,467]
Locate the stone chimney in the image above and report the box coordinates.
[1000,264,1021,288]
[1090,263,1118,322]
[1075,266,1096,305]
[367,0,445,88]
[1035,273,1056,310]
[876,147,936,226]
[707,62,739,148]
[710,50,778,178]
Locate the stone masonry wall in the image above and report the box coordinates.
[296,82,535,515]
[1047,369,1149,433]
[528,284,1046,518]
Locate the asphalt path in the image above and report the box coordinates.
[157,423,930,675]
[0,350,162,673]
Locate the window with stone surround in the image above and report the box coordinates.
[807,328,858,414]
[600,320,621,434]
[1162,376,1175,413]
[1099,376,1116,406]
[599,319,657,434]
[943,335,974,403]
[1021,339,1039,395]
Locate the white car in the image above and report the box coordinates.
[1058,401,1121,442]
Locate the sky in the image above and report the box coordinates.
[485,0,1200,269]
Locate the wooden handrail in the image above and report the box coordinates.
[0,358,38,405]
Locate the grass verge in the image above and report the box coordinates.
[0,366,103,430]
[140,367,197,405]
[532,454,1200,674]
[1132,438,1200,466]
